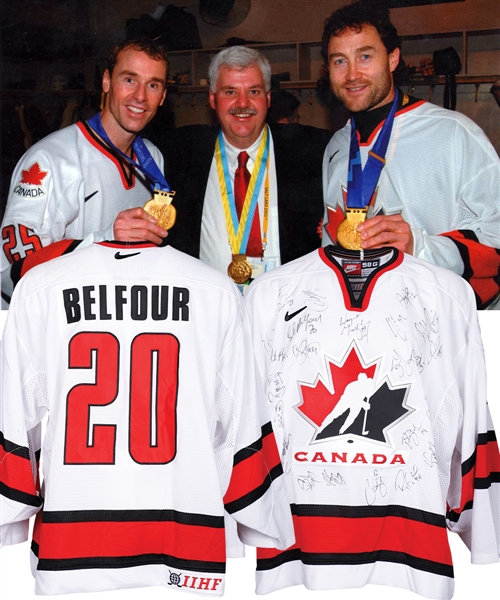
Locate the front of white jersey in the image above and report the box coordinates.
[245,247,500,599]
[1,121,163,306]
[0,243,294,596]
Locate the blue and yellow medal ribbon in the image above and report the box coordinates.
[215,126,269,255]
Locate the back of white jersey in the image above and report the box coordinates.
[0,242,294,596]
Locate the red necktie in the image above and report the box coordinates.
[234,151,262,257]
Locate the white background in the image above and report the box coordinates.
[0,311,499,600]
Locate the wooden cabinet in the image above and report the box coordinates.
[168,29,499,93]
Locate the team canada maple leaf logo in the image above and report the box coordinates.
[20,162,48,186]
[297,344,412,445]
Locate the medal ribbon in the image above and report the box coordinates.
[347,90,399,209]
[87,112,171,192]
[215,126,269,255]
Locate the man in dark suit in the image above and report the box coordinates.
[162,46,331,286]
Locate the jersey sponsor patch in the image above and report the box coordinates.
[14,162,48,199]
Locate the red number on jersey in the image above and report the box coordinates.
[19,224,42,255]
[2,225,21,264]
[129,333,179,464]
[2,224,42,264]
[64,331,179,465]
[65,332,119,464]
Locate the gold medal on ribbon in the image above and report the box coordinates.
[228,254,253,284]
[144,189,176,230]
[337,207,368,250]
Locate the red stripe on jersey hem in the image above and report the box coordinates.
[33,518,226,563]
[256,547,454,579]
[257,513,452,566]
[32,540,225,574]
[224,424,281,505]
[76,121,136,190]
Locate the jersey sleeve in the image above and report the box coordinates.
[445,301,500,563]
[0,137,84,307]
[438,230,500,309]
[216,305,294,551]
[416,122,500,309]
[0,297,45,547]
[0,135,165,308]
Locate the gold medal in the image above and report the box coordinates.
[337,207,368,250]
[228,254,252,284]
[144,189,176,230]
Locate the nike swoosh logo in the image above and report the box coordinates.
[114,251,141,260]
[329,150,340,163]
[284,306,307,321]
[84,191,98,202]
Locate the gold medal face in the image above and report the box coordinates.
[337,208,367,250]
[144,190,176,230]
[228,254,252,284]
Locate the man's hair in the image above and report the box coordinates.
[321,0,401,63]
[208,46,272,93]
[107,39,169,77]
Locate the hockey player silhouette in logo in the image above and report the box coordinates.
[319,373,374,435]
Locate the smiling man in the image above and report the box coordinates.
[1,39,169,308]
[163,46,331,290]
[321,1,500,309]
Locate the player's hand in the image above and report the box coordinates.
[113,207,168,245]
[357,214,414,254]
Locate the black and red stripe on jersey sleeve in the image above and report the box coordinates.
[257,504,454,579]
[224,422,283,514]
[32,508,225,573]
[440,230,500,309]
[446,430,500,523]
[10,239,82,288]
[0,432,41,508]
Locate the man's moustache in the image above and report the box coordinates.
[228,109,257,116]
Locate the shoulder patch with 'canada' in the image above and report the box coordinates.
[14,162,48,198]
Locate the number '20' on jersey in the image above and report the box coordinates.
[0,242,295,596]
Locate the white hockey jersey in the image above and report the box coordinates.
[322,99,500,275]
[245,246,500,599]
[0,242,294,596]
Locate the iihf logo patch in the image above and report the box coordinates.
[296,343,412,445]
[166,571,223,592]
[168,570,182,587]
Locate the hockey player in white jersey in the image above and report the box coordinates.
[1,39,171,309]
